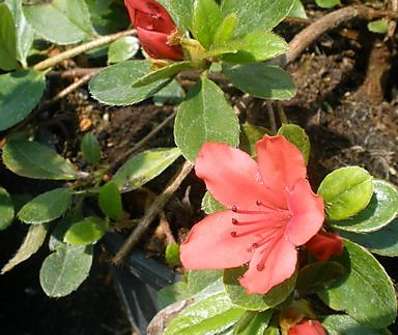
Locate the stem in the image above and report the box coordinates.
[33,29,136,72]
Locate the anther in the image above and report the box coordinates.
[256,264,265,271]
[232,218,238,225]
[230,231,238,237]
[231,205,238,212]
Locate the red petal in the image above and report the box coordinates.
[306,231,344,261]
[289,320,326,335]
[256,136,307,207]
[195,143,281,211]
[239,236,297,294]
[137,28,183,60]
[180,211,256,269]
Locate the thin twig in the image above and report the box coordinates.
[48,68,102,79]
[33,29,136,71]
[266,103,277,134]
[112,161,194,264]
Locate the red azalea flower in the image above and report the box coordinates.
[180,136,325,294]
[124,0,183,60]
[288,320,327,335]
[306,230,344,261]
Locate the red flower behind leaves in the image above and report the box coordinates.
[306,230,344,261]
[124,0,183,60]
[288,320,327,335]
[180,136,325,294]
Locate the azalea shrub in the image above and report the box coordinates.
[0,0,397,334]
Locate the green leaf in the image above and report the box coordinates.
[264,325,280,335]
[153,80,185,106]
[223,64,296,100]
[315,0,341,9]
[322,315,391,335]
[5,0,35,67]
[223,267,296,311]
[64,216,107,246]
[157,281,191,309]
[174,77,240,162]
[221,32,288,64]
[201,191,225,214]
[3,140,78,180]
[288,0,307,19]
[98,182,123,221]
[0,70,46,131]
[318,167,374,221]
[89,60,170,106]
[1,224,47,274]
[368,19,389,34]
[339,218,398,257]
[234,311,273,335]
[40,245,93,297]
[18,188,72,224]
[221,0,295,36]
[133,61,193,87]
[0,187,14,230]
[23,0,95,45]
[187,270,223,294]
[330,180,398,233]
[165,243,181,267]
[81,132,102,165]
[157,0,194,31]
[278,123,310,164]
[107,36,139,64]
[164,280,245,335]
[192,0,223,48]
[213,13,238,45]
[0,3,17,71]
[318,240,397,329]
[240,122,268,156]
[112,147,181,192]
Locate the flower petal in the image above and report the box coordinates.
[195,143,278,210]
[180,211,257,269]
[306,231,344,261]
[239,236,297,294]
[288,320,326,335]
[286,179,325,246]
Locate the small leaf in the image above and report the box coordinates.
[278,123,310,164]
[1,224,47,274]
[0,3,17,71]
[64,216,107,246]
[223,64,296,100]
[192,0,222,48]
[288,0,307,19]
[187,270,223,294]
[157,281,191,309]
[108,36,139,64]
[174,77,240,162]
[112,147,181,192]
[153,80,185,106]
[318,240,397,329]
[234,311,273,335]
[368,19,389,34]
[157,0,194,31]
[315,0,341,9]
[89,60,170,106]
[40,245,93,297]
[0,70,46,131]
[318,167,374,221]
[0,187,14,230]
[81,133,102,165]
[240,122,268,156]
[322,314,391,335]
[201,191,225,214]
[98,182,123,221]
[213,13,238,45]
[165,243,181,267]
[18,188,72,224]
[330,180,398,233]
[224,267,296,311]
[3,140,78,180]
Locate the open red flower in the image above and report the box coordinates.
[124,0,183,60]
[180,136,325,294]
[306,230,344,261]
[288,320,327,335]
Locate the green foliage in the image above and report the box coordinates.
[368,19,389,34]
[322,315,391,335]
[108,36,139,64]
[201,191,225,214]
[165,243,181,267]
[314,0,341,9]
[0,3,17,71]
[81,133,102,165]
[278,123,310,164]
[98,182,123,221]
[0,187,14,230]
[64,217,107,246]
[239,122,268,156]
[233,311,273,335]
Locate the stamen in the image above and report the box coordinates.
[232,218,265,226]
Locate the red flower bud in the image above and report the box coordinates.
[288,320,326,335]
[124,0,183,60]
[306,230,344,261]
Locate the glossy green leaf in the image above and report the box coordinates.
[201,191,225,214]
[158,0,194,31]
[112,147,181,192]
[240,122,268,156]
[165,243,181,267]
[157,281,191,309]
[40,245,93,297]
[223,64,296,100]
[330,180,398,233]
[368,19,389,34]
[89,60,170,106]
[278,123,310,164]
[0,3,17,71]
[322,315,391,335]
[18,188,72,224]
[153,80,185,106]
[3,140,78,180]
[234,311,273,335]
[23,0,95,45]
[174,77,240,162]
[81,132,102,165]
[318,240,397,329]
[0,187,14,230]
[288,0,307,19]
[64,216,107,246]
[0,70,46,131]
[187,270,223,294]
[98,182,123,221]
[1,224,47,274]
[108,36,139,64]
[318,167,374,221]
[224,267,296,311]
[221,0,295,36]
[192,0,222,48]
[315,0,341,8]
[213,14,238,45]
